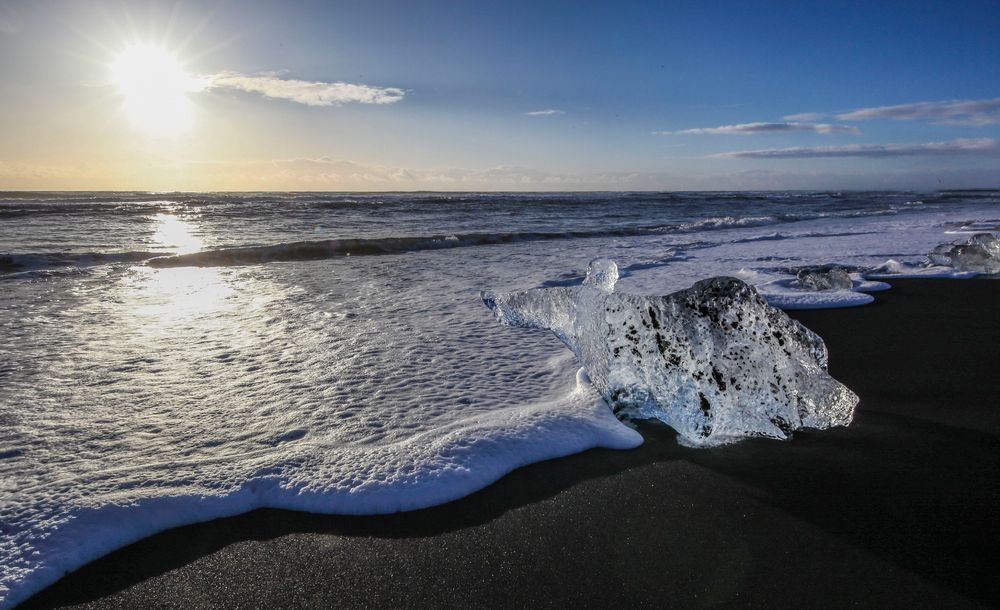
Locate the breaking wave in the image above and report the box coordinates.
[0,251,158,275]
[1,216,817,272]
[145,228,683,267]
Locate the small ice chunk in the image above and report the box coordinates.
[583,258,619,292]
[483,259,858,447]
[928,233,1000,274]
[794,266,854,291]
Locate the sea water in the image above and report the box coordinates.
[1,190,998,606]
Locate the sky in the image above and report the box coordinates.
[0,0,998,191]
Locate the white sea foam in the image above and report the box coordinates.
[1,353,639,608]
[755,279,875,310]
[864,259,979,279]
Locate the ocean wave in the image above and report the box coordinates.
[947,218,1000,233]
[3,227,690,273]
[2,189,990,274]
[927,189,1000,202]
[680,215,778,230]
[145,219,792,268]
[145,230,659,267]
[0,251,158,274]
[730,230,882,245]
[0,203,178,219]
[0,209,915,273]
[0,190,953,221]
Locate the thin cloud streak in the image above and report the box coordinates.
[782,112,826,121]
[713,138,1000,159]
[525,109,564,116]
[835,97,1000,126]
[204,71,405,106]
[654,122,859,135]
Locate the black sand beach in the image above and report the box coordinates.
[21,279,1000,609]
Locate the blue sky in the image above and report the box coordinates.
[0,0,998,190]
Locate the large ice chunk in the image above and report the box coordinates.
[482,259,857,447]
[928,233,1000,274]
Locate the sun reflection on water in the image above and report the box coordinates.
[152,213,203,254]
[129,266,235,323]
[129,213,232,323]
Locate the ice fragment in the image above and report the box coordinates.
[794,266,854,291]
[928,233,1000,274]
[483,259,858,446]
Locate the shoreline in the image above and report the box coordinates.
[21,278,1000,609]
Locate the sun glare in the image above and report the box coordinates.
[152,213,203,253]
[111,44,202,137]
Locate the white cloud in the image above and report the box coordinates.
[782,112,827,121]
[713,137,1000,159]
[836,97,1000,126]
[655,122,859,136]
[525,109,564,116]
[204,71,405,106]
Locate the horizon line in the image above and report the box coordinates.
[2,187,998,194]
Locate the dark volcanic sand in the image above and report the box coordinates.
[22,279,1000,609]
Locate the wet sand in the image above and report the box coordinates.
[22,279,1000,609]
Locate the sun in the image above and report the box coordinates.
[111,44,203,137]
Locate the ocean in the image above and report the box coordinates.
[2,190,998,607]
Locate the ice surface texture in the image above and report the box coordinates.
[928,233,1000,274]
[794,266,854,291]
[483,260,858,447]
